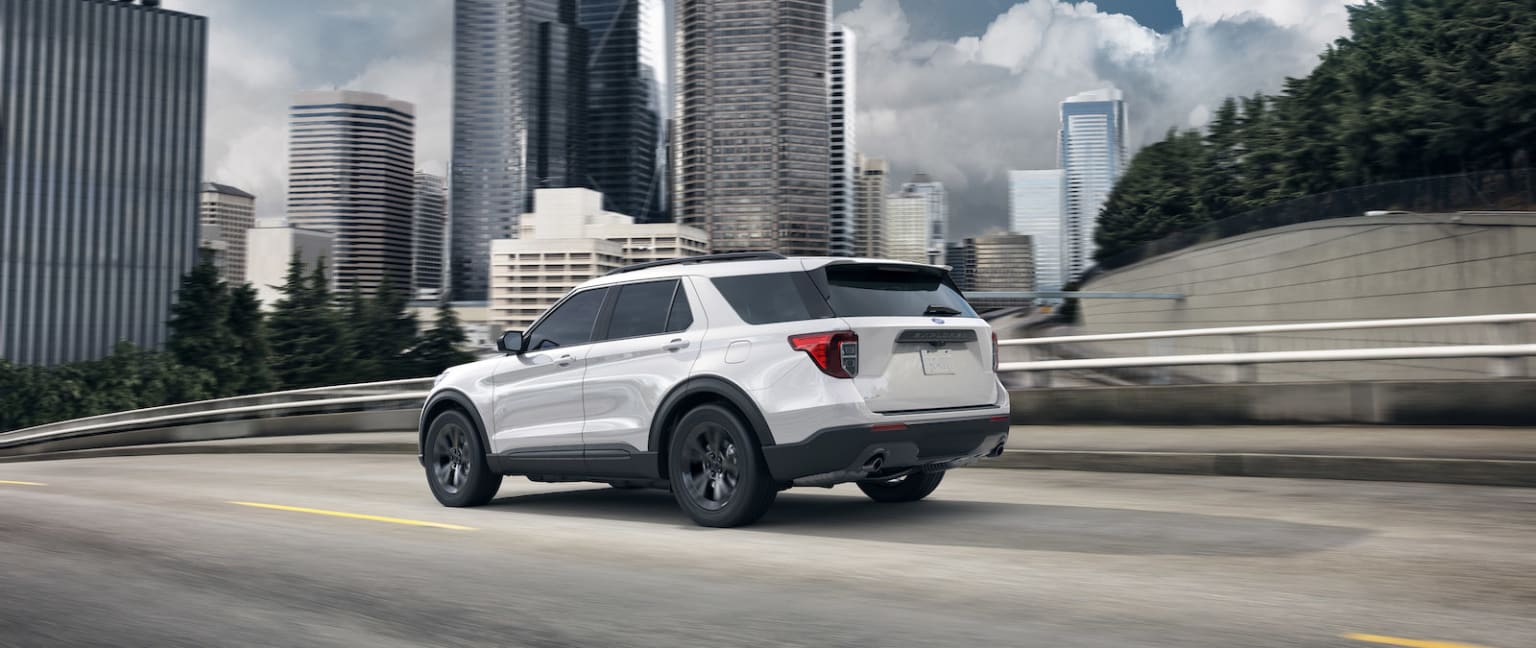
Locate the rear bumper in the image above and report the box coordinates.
[761,415,1010,485]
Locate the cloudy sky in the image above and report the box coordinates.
[165,0,1358,237]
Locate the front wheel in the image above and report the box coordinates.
[857,470,945,503]
[667,404,776,527]
[424,409,502,507]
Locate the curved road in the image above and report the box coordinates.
[2,454,1532,647]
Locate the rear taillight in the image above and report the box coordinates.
[788,331,859,379]
[991,331,1000,373]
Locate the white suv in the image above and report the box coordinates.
[418,253,1011,527]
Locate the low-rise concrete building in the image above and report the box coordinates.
[245,218,334,310]
[489,188,708,332]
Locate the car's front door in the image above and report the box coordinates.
[490,287,607,455]
[581,278,705,466]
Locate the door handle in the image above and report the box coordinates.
[663,338,689,352]
[556,354,574,367]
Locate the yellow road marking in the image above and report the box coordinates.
[228,502,475,531]
[1344,633,1492,648]
[0,480,46,486]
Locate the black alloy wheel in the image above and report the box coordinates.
[668,404,776,527]
[424,409,501,507]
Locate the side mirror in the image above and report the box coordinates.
[496,330,526,355]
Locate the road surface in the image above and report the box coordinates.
[2,454,1532,647]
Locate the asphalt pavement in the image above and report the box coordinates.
[2,453,1533,647]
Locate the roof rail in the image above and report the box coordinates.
[604,252,787,276]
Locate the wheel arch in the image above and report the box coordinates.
[649,375,775,478]
[419,389,491,459]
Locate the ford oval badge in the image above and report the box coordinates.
[931,318,945,324]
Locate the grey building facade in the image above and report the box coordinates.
[451,0,591,302]
[413,172,448,300]
[0,0,207,365]
[580,0,666,222]
[674,0,831,255]
[286,90,416,297]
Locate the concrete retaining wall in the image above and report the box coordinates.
[1075,213,1536,382]
[1009,380,1536,426]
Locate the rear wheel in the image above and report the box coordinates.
[668,404,776,527]
[857,470,945,503]
[424,409,502,507]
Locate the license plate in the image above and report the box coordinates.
[919,349,955,375]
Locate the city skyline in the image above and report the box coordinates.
[167,0,1355,239]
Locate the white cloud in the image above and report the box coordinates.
[1177,0,1359,44]
[839,0,1355,236]
[168,0,451,219]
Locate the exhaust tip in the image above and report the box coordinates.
[863,453,886,472]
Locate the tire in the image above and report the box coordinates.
[423,409,502,507]
[667,404,777,528]
[857,470,945,503]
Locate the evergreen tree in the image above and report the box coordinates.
[341,284,380,380]
[268,255,353,388]
[1097,0,1536,260]
[227,283,276,394]
[166,248,241,396]
[1094,129,1208,261]
[366,279,419,379]
[406,301,476,376]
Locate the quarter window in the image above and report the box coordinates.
[665,284,694,333]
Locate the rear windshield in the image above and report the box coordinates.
[815,263,978,318]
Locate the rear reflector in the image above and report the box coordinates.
[989,415,1009,423]
[871,423,909,433]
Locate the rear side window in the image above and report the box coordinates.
[606,280,678,340]
[815,263,978,318]
[710,272,833,325]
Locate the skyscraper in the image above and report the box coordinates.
[580,0,667,221]
[287,90,416,296]
[451,0,590,302]
[854,155,888,258]
[900,173,947,263]
[0,0,206,366]
[828,25,858,257]
[1009,169,1065,292]
[1060,88,1127,280]
[413,172,448,300]
[199,183,256,286]
[885,193,930,265]
[674,0,832,255]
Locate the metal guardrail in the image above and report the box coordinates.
[998,313,1536,386]
[0,378,432,457]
